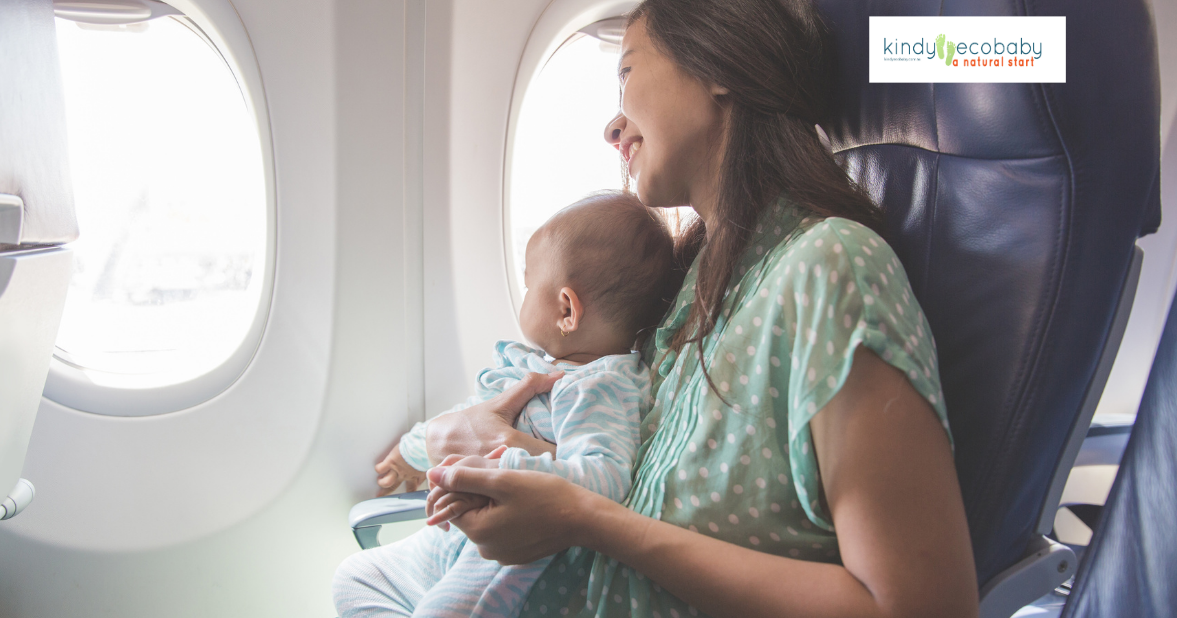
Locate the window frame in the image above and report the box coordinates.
[501,0,638,321]
[42,0,277,417]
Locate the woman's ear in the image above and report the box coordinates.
[709,83,730,97]
[556,287,584,334]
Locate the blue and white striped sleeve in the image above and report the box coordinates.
[498,370,645,503]
[398,394,481,471]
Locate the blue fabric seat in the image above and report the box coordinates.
[1061,289,1177,617]
[812,0,1161,613]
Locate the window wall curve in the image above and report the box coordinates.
[503,0,640,319]
[42,2,275,417]
[503,2,694,319]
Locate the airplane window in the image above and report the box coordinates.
[51,16,267,385]
[508,32,692,301]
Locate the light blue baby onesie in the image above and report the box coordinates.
[333,340,648,618]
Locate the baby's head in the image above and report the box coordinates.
[520,191,679,360]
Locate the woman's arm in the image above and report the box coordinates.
[376,373,562,494]
[433,349,977,618]
[423,372,561,464]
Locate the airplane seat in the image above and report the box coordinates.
[811,0,1160,616]
[0,0,78,521]
[1061,282,1177,618]
[348,1,1161,615]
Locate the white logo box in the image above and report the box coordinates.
[869,16,1066,83]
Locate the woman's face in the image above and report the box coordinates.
[605,18,729,212]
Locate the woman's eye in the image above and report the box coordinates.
[618,67,631,83]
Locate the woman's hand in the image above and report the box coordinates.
[424,446,507,530]
[424,372,563,464]
[374,443,426,496]
[425,464,603,565]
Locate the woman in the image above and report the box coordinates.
[381,1,978,616]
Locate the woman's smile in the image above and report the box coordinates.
[624,139,642,173]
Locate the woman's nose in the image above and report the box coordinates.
[604,112,626,148]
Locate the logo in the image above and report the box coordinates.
[936,34,953,65]
[870,17,1065,83]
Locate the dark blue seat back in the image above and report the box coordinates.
[1062,285,1177,618]
[812,0,1161,585]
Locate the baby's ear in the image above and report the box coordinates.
[557,287,584,333]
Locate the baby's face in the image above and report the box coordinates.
[518,234,564,356]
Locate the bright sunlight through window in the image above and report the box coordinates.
[508,32,691,302]
[53,16,267,385]
[509,34,627,294]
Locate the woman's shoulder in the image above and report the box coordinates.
[763,216,902,286]
[775,216,891,258]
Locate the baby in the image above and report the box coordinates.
[333,191,681,618]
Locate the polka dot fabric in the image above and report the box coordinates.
[519,199,951,618]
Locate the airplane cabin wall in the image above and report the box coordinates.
[0,0,433,615]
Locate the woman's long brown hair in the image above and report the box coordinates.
[629,0,882,385]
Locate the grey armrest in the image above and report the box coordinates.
[979,535,1076,618]
[348,490,429,549]
[0,478,34,520]
[1076,414,1134,467]
[979,417,1135,617]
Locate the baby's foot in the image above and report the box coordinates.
[936,34,945,59]
[945,40,955,65]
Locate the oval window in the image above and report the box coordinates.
[50,14,268,397]
[507,29,692,302]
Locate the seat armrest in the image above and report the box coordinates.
[0,478,34,520]
[979,535,1076,618]
[1075,415,1134,467]
[348,490,429,549]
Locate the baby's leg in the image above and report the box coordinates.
[333,524,468,618]
[413,542,554,618]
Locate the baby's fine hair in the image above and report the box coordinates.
[538,191,682,345]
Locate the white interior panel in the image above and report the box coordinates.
[0,0,344,610]
[2,0,336,552]
[424,0,546,416]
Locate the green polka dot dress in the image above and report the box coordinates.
[519,198,951,618]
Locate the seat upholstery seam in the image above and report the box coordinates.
[833,141,1063,162]
[981,0,1076,576]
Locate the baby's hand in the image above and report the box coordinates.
[375,442,427,496]
[425,446,507,530]
[427,492,492,529]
